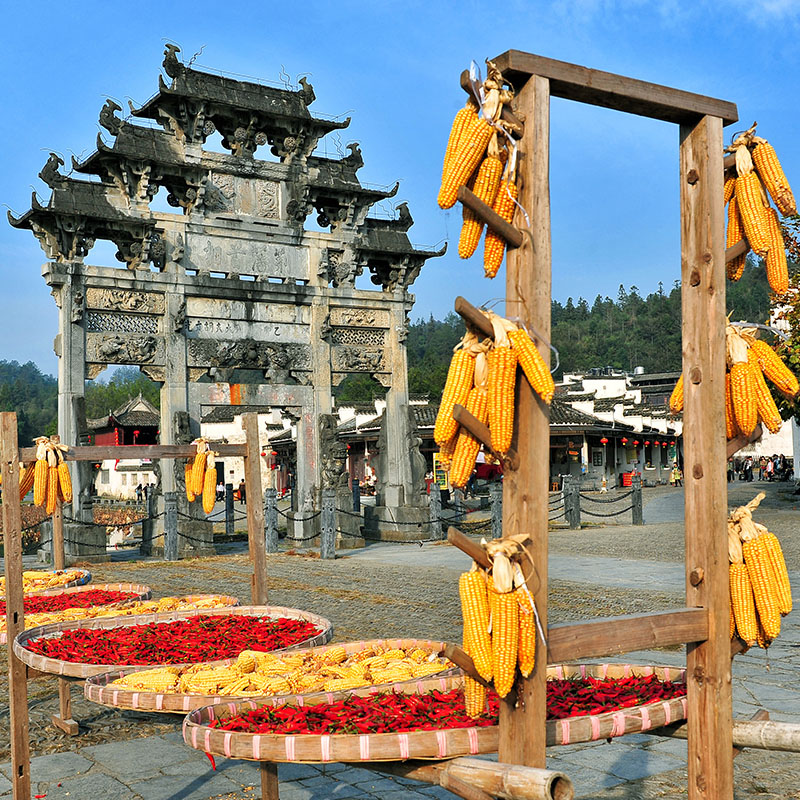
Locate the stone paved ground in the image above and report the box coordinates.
[1,481,798,798]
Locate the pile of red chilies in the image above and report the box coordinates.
[25,614,321,664]
[210,676,686,735]
[0,590,138,615]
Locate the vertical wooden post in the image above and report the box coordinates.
[499,74,551,768]
[680,115,733,800]
[0,413,32,800]
[242,413,268,605]
[260,762,279,799]
[51,501,65,570]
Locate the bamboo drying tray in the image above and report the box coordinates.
[182,663,687,763]
[0,583,152,645]
[85,637,459,714]
[13,605,332,679]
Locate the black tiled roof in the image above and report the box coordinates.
[201,405,273,423]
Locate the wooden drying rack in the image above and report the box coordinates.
[0,411,268,800]
[444,49,742,800]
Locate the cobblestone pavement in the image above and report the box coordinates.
[0,481,798,798]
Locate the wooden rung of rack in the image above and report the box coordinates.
[726,423,762,458]
[725,239,747,263]
[439,643,491,687]
[457,187,524,249]
[18,442,248,462]
[455,296,494,339]
[452,404,520,470]
[459,69,525,140]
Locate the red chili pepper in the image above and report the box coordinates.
[205,752,216,770]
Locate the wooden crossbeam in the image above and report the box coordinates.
[454,296,494,339]
[725,239,747,263]
[727,423,762,458]
[493,51,738,125]
[451,404,519,470]
[18,442,247,462]
[457,187,524,249]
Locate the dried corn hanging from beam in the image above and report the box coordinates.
[727,327,757,436]
[438,115,495,210]
[748,348,783,434]
[516,584,536,678]
[185,462,195,502]
[750,339,799,398]
[668,373,684,414]
[56,447,72,504]
[488,573,518,699]
[753,523,792,616]
[458,564,492,682]
[508,327,554,404]
[486,316,518,456]
[33,439,48,507]
[729,560,758,646]
[724,175,736,205]
[751,138,797,216]
[726,196,747,282]
[191,438,208,496]
[434,332,478,446]
[18,463,36,501]
[484,168,518,278]
[439,101,478,201]
[449,352,489,489]
[763,206,789,296]
[734,144,771,259]
[458,134,504,259]
[45,447,58,515]
[202,451,217,514]
[724,371,738,440]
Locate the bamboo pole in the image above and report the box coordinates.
[498,72,551,768]
[657,717,800,753]
[0,413,32,800]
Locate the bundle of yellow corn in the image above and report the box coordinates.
[190,438,208,497]
[484,161,518,279]
[0,569,86,596]
[31,437,72,512]
[728,493,791,649]
[724,124,795,296]
[669,327,798,439]
[438,61,514,211]
[458,534,539,714]
[183,439,220,514]
[109,643,453,697]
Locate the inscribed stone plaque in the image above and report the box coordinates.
[186,297,308,324]
[187,318,309,344]
[185,233,308,280]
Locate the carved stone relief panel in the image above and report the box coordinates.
[86,288,165,314]
[86,333,164,365]
[188,338,311,375]
[331,345,385,373]
[329,307,390,328]
[184,233,309,280]
[328,327,386,347]
[202,173,280,220]
[86,312,159,334]
[186,297,307,324]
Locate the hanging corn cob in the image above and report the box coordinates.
[725,196,747,281]
[751,137,796,216]
[763,206,789,295]
[434,331,480,447]
[723,175,736,206]
[488,573,518,699]
[484,163,518,279]
[185,462,196,502]
[33,438,49,507]
[190,438,208,496]
[748,348,783,434]
[18,463,36,501]
[45,446,58,515]
[202,451,218,514]
[516,582,536,678]
[449,351,489,489]
[458,134,504,259]
[439,100,478,202]
[750,338,799,398]
[724,372,738,440]
[458,563,492,682]
[55,446,72,504]
[486,314,518,455]
[733,142,771,259]
[509,327,554,405]
[668,373,684,414]
[727,326,757,436]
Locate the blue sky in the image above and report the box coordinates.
[2,0,800,374]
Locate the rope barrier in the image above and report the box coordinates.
[578,490,634,504]
[548,510,567,522]
[276,508,322,522]
[581,505,635,518]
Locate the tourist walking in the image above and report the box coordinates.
[238,479,246,505]
[671,463,683,487]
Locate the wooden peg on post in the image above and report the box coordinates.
[52,501,65,571]
[242,413,268,606]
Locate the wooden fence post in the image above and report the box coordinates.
[680,114,733,800]
[164,492,178,561]
[264,488,278,554]
[242,412,268,605]
[0,413,32,799]
[489,481,503,539]
[320,488,335,560]
[499,72,551,769]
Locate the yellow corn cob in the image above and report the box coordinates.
[749,349,783,434]
[743,535,781,641]
[729,563,758,646]
[438,117,495,210]
[202,455,216,514]
[459,155,504,259]
[440,102,478,200]
[489,583,519,699]
[33,458,48,507]
[458,567,492,682]
[515,586,536,679]
[725,372,738,440]
[669,374,684,414]
[18,463,35,501]
[184,462,195,502]
[726,196,747,282]
[735,172,771,258]
[449,387,488,489]
[487,346,518,455]
[761,531,792,616]
[321,646,347,664]
[191,443,207,496]
[729,583,736,640]
[411,662,448,678]
[752,141,796,216]
[57,460,72,504]
[508,328,554,405]
[729,361,757,436]
[764,206,789,296]
[464,673,487,718]
[724,175,736,205]
[484,181,518,278]
[750,339,799,398]
[434,349,475,446]
[382,649,406,661]
[756,614,771,650]
[437,432,458,472]
[45,465,58,515]
[234,651,257,674]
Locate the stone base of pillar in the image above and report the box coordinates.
[334,488,364,549]
[38,522,109,565]
[285,512,319,544]
[363,505,430,542]
[178,518,215,558]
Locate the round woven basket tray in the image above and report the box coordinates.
[7,569,92,597]
[182,662,688,763]
[85,637,460,714]
[0,583,152,645]
[13,605,332,679]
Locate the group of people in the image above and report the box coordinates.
[729,454,791,483]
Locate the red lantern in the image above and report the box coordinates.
[670,440,676,445]
[644,440,650,446]
[654,440,660,446]
[600,437,609,445]
[633,440,640,446]
[621,437,628,445]
[662,441,668,447]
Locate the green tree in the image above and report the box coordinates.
[84,367,160,418]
